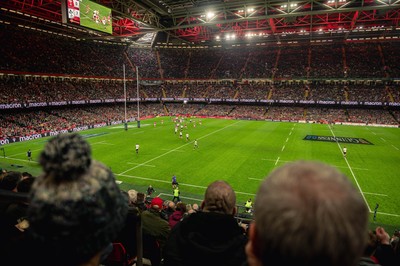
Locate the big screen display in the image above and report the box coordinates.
[66,0,112,35]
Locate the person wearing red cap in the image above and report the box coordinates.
[141,196,171,266]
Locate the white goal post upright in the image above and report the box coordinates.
[123,64,128,131]
[136,66,140,128]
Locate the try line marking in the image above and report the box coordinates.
[118,121,241,175]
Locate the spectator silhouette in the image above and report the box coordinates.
[245,161,368,266]
[24,133,128,266]
[163,180,248,266]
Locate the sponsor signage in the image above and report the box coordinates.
[303,135,373,145]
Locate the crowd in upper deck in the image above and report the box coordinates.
[2,25,400,80]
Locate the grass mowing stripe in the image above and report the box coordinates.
[118,121,240,175]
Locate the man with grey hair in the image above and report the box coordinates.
[245,160,369,266]
[163,180,247,266]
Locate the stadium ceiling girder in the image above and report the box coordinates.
[1,0,400,44]
[171,9,400,37]
[3,0,62,20]
[164,3,400,31]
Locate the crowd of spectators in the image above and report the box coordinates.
[274,46,309,79]
[309,44,344,78]
[3,25,400,80]
[0,104,165,139]
[2,75,397,105]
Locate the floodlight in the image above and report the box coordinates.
[206,12,214,19]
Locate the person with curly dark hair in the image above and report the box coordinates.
[17,133,128,266]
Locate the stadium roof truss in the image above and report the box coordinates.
[1,0,400,46]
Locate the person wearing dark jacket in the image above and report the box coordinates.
[163,180,247,266]
[168,202,186,228]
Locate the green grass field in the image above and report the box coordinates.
[1,117,399,231]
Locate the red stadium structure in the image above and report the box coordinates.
[1,0,400,47]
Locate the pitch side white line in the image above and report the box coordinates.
[158,193,202,202]
[274,157,280,166]
[118,121,240,175]
[262,158,368,171]
[375,211,400,218]
[335,166,369,171]
[94,142,115,145]
[262,158,290,163]
[248,177,263,181]
[5,148,42,158]
[161,148,185,152]
[1,157,39,164]
[328,125,371,212]
[281,145,285,152]
[392,145,399,150]
[363,192,388,197]
[127,162,155,167]
[116,173,255,196]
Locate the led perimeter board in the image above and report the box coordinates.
[62,0,112,35]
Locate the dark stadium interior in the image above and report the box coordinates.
[1,1,400,266]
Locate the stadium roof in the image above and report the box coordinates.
[1,0,400,47]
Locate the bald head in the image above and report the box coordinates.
[202,180,236,215]
[247,161,368,266]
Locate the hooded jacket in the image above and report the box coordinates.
[163,211,248,266]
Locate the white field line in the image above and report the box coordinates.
[262,158,368,171]
[380,137,386,142]
[127,162,155,167]
[248,177,263,181]
[392,145,399,151]
[262,158,290,163]
[116,172,255,196]
[158,193,203,202]
[5,148,42,158]
[363,192,388,197]
[274,157,280,166]
[281,145,285,152]
[118,122,240,175]
[328,125,371,212]
[335,166,369,171]
[161,148,185,152]
[1,157,39,164]
[375,211,400,218]
[93,142,115,145]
